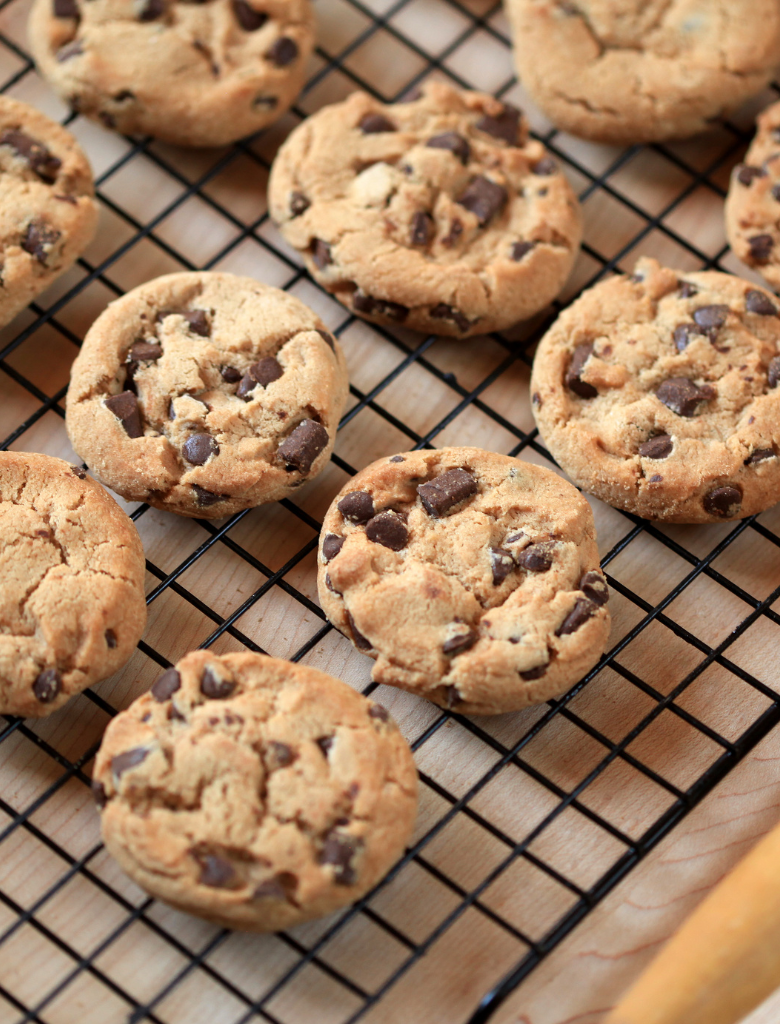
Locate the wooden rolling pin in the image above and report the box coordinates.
[605,817,780,1024]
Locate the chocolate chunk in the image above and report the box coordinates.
[92,780,107,807]
[748,234,774,264]
[322,534,345,560]
[693,304,730,331]
[517,543,553,573]
[338,490,374,523]
[151,668,181,702]
[105,391,143,438]
[253,872,297,900]
[673,323,699,352]
[773,183,780,202]
[656,377,715,417]
[192,484,223,507]
[389,455,405,463]
[769,357,780,388]
[352,290,409,322]
[277,419,329,473]
[325,572,340,594]
[33,668,61,703]
[429,303,471,332]
[746,289,778,316]
[510,240,534,261]
[237,356,283,398]
[182,433,218,465]
[316,735,334,757]
[368,703,389,722]
[736,164,766,186]
[0,130,61,183]
[311,239,332,268]
[475,105,521,145]
[71,466,86,478]
[366,511,408,550]
[638,434,673,459]
[232,0,267,29]
[410,211,433,246]
[319,831,362,885]
[746,448,775,464]
[418,468,477,517]
[346,611,371,650]
[490,547,515,585]
[201,666,235,699]
[221,365,241,382]
[54,0,79,16]
[158,308,209,335]
[267,741,295,767]
[105,629,117,649]
[426,132,470,164]
[678,281,698,298]
[703,485,742,518]
[57,40,83,61]
[580,570,609,606]
[456,176,507,226]
[442,218,463,248]
[21,221,60,264]
[266,37,298,66]
[520,664,547,681]
[138,0,164,19]
[111,747,149,777]
[532,157,557,175]
[358,112,396,133]
[289,191,310,217]
[197,853,236,888]
[556,598,596,636]
[444,685,461,708]
[129,340,162,362]
[443,629,478,656]
[565,343,597,398]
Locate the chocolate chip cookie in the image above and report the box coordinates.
[0,95,98,328]
[0,451,147,718]
[531,257,780,522]
[318,448,610,716]
[28,0,314,147]
[508,1,780,144]
[725,100,780,291]
[92,650,418,931]
[66,272,348,518]
[268,81,582,338]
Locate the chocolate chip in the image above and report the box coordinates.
[556,598,596,636]
[475,105,521,145]
[746,448,774,464]
[319,831,362,885]
[773,183,780,202]
[0,130,62,183]
[426,132,470,164]
[769,357,780,388]
[105,391,143,438]
[201,666,235,699]
[638,434,673,459]
[352,289,409,322]
[253,872,297,900]
[57,40,83,61]
[71,466,86,479]
[311,329,334,352]
[656,377,715,417]
[316,735,334,757]
[192,484,224,507]
[267,741,295,767]
[182,433,218,465]
[491,547,515,585]
[33,668,61,703]
[418,468,477,517]
[533,157,557,175]
[389,455,405,463]
[138,0,164,19]
[232,0,267,29]
[748,234,774,264]
[54,0,79,16]
[703,485,742,518]
[111,747,149,777]
[736,164,766,186]
[429,303,471,332]
[517,543,553,573]
[325,572,340,594]
[346,611,371,650]
[368,703,389,722]
[358,112,396,133]
[443,629,478,656]
[746,289,778,316]
[196,853,236,888]
[288,193,310,220]
[456,176,507,226]
[311,239,332,269]
[236,356,283,399]
[366,511,408,550]
[151,668,181,702]
[442,219,463,248]
[693,304,730,331]
[673,323,699,352]
[338,490,374,523]
[565,343,596,398]
[221,365,241,383]
[580,570,608,606]
[105,629,117,649]
[322,534,345,561]
[129,340,162,362]
[520,664,547,681]
[678,281,698,298]
[277,419,329,473]
[92,779,107,807]
[444,685,461,708]
[410,211,433,246]
[158,308,209,335]
[266,36,297,65]
[21,221,60,264]
[510,241,534,261]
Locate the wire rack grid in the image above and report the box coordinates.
[2,0,780,1021]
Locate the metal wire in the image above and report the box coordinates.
[2,0,779,1020]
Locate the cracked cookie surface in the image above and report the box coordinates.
[268,82,582,338]
[28,0,314,147]
[0,95,98,329]
[531,257,780,522]
[317,447,610,716]
[92,650,418,931]
[0,451,147,717]
[66,272,349,518]
[508,0,780,144]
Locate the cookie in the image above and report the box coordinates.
[268,81,582,338]
[0,95,98,329]
[531,257,780,522]
[317,447,610,716]
[0,451,147,718]
[508,1,780,144]
[27,0,315,147]
[725,100,780,291]
[92,650,418,931]
[66,272,349,518]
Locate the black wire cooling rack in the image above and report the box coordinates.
[3,0,780,1021]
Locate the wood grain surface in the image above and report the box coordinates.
[2,0,780,1021]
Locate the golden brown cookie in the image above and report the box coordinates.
[92,650,418,931]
